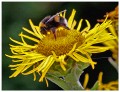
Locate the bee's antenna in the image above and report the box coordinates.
[46,9,67,23]
[56,9,67,15]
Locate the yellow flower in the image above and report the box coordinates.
[103,23,118,63]
[82,72,118,90]
[98,5,118,62]
[6,9,115,86]
[98,72,118,90]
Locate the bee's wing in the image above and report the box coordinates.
[46,15,57,24]
[41,16,51,24]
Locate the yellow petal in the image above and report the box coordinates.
[71,20,77,30]
[68,9,76,28]
[83,73,89,88]
[19,32,40,43]
[77,19,83,31]
[39,58,55,82]
[9,37,24,46]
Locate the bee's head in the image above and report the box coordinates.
[54,15,70,30]
[60,17,69,29]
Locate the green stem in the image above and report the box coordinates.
[66,80,84,90]
[108,57,118,71]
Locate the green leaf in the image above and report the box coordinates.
[46,73,71,90]
[64,63,84,90]
[46,58,90,90]
[91,81,99,90]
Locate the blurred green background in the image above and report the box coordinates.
[2,2,118,90]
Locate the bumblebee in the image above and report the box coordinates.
[39,10,70,39]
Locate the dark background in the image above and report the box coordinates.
[2,2,118,90]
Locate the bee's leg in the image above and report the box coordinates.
[65,26,70,30]
[51,27,57,39]
[40,27,47,34]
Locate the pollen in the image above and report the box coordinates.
[36,29,85,56]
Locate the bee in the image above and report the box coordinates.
[39,10,70,39]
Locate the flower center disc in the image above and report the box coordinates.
[36,29,85,56]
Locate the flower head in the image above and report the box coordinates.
[82,72,118,90]
[6,9,115,86]
[98,5,118,64]
[98,72,118,90]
